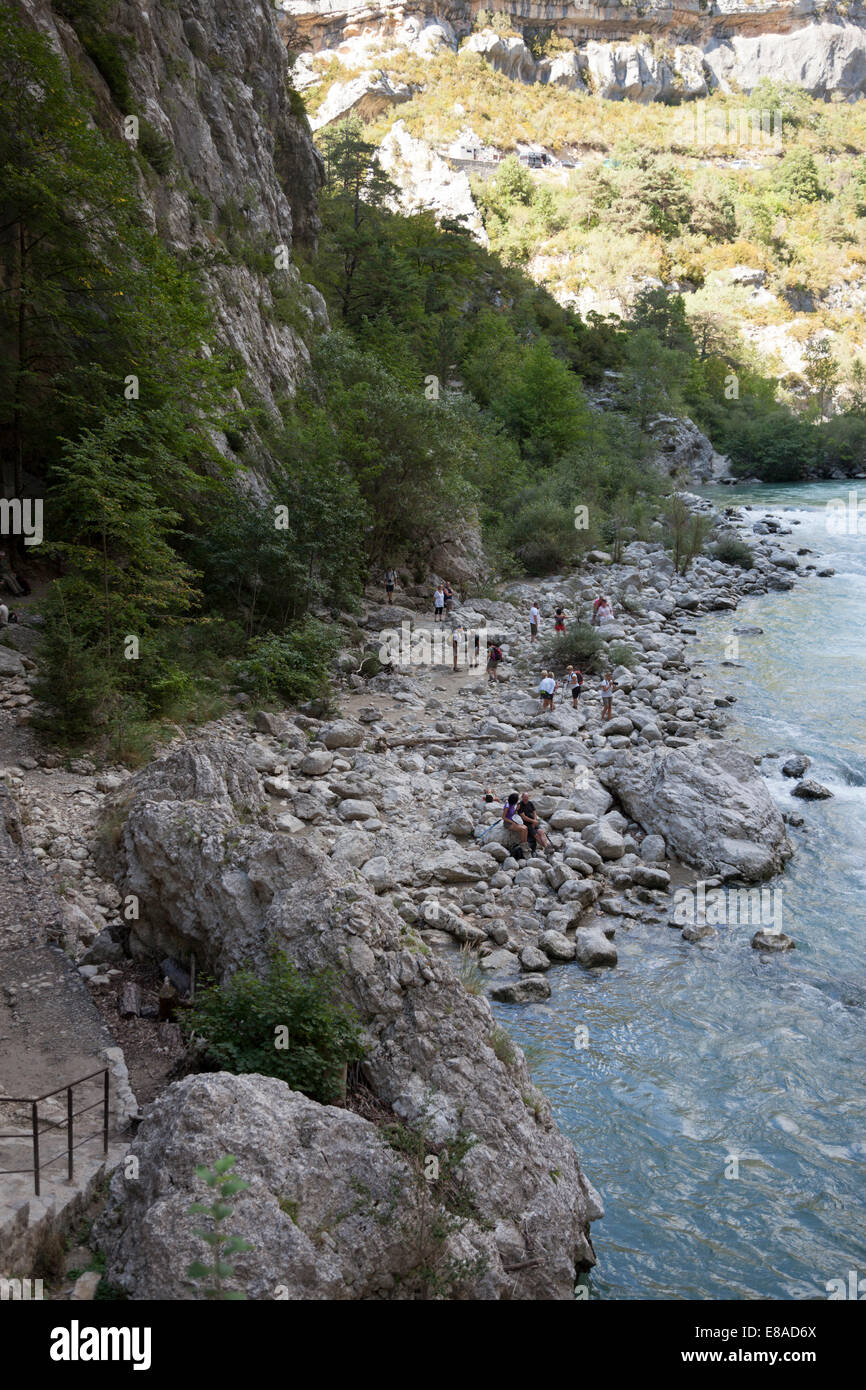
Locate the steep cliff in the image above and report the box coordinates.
[279,0,866,100]
[17,0,326,414]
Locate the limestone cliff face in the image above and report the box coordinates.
[279,0,866,99]
[17,0,326,413]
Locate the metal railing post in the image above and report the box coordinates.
[32,1102,40,1197]
[67,1087,74,1182]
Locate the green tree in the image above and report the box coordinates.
[773,149,824,205]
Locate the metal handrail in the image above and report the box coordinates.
[0,1068,109,1195]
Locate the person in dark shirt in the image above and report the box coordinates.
[519,792,549,853]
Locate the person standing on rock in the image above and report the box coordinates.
[565,665,583,706]
[538,670,557,711]
[384,567,397,603]
[487,641,504,682]
[433,586,445,622]
[452,625,466,672]
[600,671,617,721]
[472,629,481,667]
[502,792,529,848]
[443,580,455,613]
[529,602,540,642]
[554,606,568,635]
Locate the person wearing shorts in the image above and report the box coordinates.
[554,607,567,635]
[529,603,540,642]
[538,671,557,711]
[433,587,445,621]
[600,673,616,721]
[565,666,583,705]
[384,568,396,603]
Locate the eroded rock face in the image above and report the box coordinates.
[599,742,792,882]
[101,738,599,1297]
[96,1072,503,1300]
[16,0,325,420]
[310,70,412,130]
[460,30,537,84]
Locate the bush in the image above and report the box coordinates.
[183,952,365,1105]
[540,621,604,672]
[712,536,755,569]
[230,619,338,705]
[606,641,637,669]
[138,118,173,176]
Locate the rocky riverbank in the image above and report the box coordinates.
[0,491,833,1298]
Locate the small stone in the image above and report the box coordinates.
[791,780,832,800]
[751,929,795,952]
[490,974,551,1003]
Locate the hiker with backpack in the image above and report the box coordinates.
[384,567,397,603]
[487,641,504,682]
[565,666,583,706]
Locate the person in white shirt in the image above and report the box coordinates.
[529,603,540,641]
[537,671,557,711]
[600,673,617,721]
[433,587,445,622]
[0,604,8,627]
[597,600,614,626]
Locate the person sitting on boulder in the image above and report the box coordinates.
[519,791,549,854]
[596,598,614,626]
[502,792,528,847]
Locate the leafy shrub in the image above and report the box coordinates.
[606,641,638,669]
[230,618,338,705]
[138,118,173,176]
[540,621,604,672]
[712,536,755,569]
[183,952,365,1105]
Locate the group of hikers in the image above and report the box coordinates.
[379,570,625,859]
[537,667,617,719]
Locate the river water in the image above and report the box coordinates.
[493,481,866,1300]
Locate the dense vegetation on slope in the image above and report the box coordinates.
[1,5,863,756]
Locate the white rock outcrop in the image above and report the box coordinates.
[379,120,488,244]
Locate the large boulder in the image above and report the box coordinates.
[98,739,600,1297]
[96,1072,488,1300]
[599,742,791,881]
[460,30,536,84]
[310,71,412,131]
